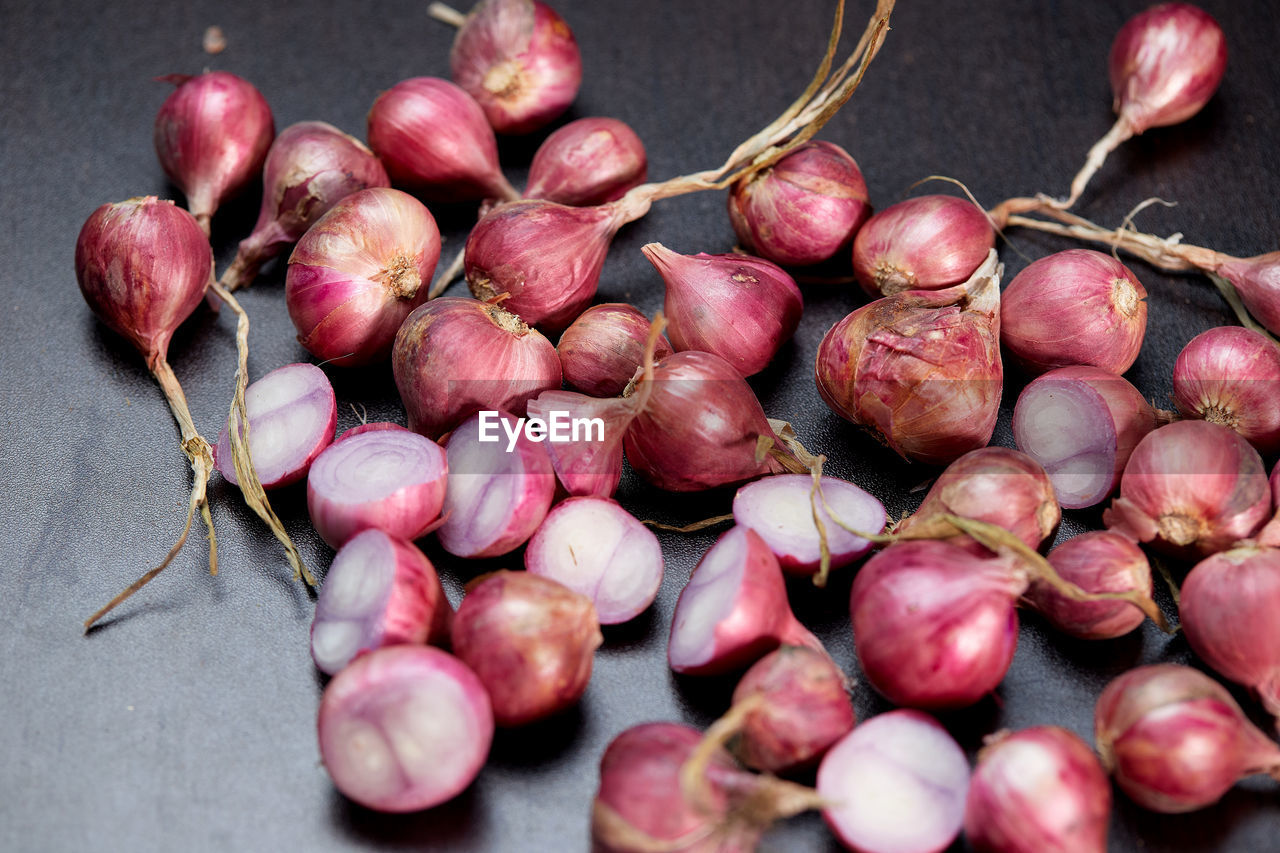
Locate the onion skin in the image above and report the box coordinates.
[525,117,647,205]
[366,76,518,202]
[1181,547,1280,722]
[391,297,561,439]
[152,71,274,233]
[450,571,601,726]
[851,194,994,297]
[1095,664,1280,813]
[850,540,1023,709]
[449,0,582,135]
[728,140,871,268]
[1173,326,1280,454]
[286,187,440,366]
[1103,420,1271,559]
[643,243,803,377]
[526,391,636,498]
[557,303,672,397]
[1029,532,1151,640]
[1000,250,1147,376]
[1216,253,1280,337]
[964,726,1111,853]
[816,250,1003,466]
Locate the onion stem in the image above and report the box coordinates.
[427,1,467,28]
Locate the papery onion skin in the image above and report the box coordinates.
[557,303,672,397]
[391,297,561,439]
[728,140,871,268]
[1173,326,1280,455]
[851,194,994,297]
[1029,532,1152,640]
[525,117,647,205]
[1000,249,1147,376]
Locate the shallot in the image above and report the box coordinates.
[851,194,994,296]
[1028,531,1152,640]
[556,303,671,397]
[524,117,647,205]
[526,391,634,498]
[1173,325,1280,454]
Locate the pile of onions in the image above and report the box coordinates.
[1173,325,1280,454]
[852,194,994,296]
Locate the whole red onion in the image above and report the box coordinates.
[153,71,274,234]
[525,116,647,205]
[851,194,995,297]
[221,121,389,292]
[642,243,803,377]
[816,249,1003,465]
[1028,531,1152,640]
[964,726,1111,853]
[445,0,582,135]
[727,140,871,268]
[366,76,519,202]
[556,303,672,397]
[1103,420,1271,559]
[1095,664,1280,813]
[1214,253,1280,336]
[1174,326,1280,454]
[1181,546,1280,723]
[391,297,561,439]
[1000,250,1147,375]
[285,188,439,366]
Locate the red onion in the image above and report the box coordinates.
[667,526,822,676]
[816,250,1003,465]
[152,71,274,234]
[851,194,995,297]
[1181,546,1280,722]
[285,187,440,367]
[391,297,561,439]
[524,116,647,205]
[896,447,1060,555]
[731,474,884,576]
[641,243,803,377]
[366,77,518,202]
[1028,532,1152,640]
[306,429,448,549]
[817,709,970,853]
[524,497,663,624]
[1013,366,1163,508]
[441,0,582,135]
[1174,326,1280,454]
[1103,420,1271,559]
[212,362,336,489]
[221,121,389,292]
[556,303,672,397]
[728,140,871,268]
[450,571,601,726]
[964,726,1111,853]
[436,411,556,558]
[1000,250,1147,375]
[526,391,634,498]
[1095,664,1280,813]
[316,645,492,812]
[1215,253,1280,336]
[309,529,452,676]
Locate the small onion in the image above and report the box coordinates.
[1214,253,1280,337]
[526,391,635,498]
[851,194,995,297]
[1028,531,1152,640]
[1173,325,1280,454]
[525,117,647,205]
[556,303,672,397]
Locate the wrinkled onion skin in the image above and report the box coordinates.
[525,116,646,206]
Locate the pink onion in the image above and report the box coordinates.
[964,726,1111,853]
[212,362,336,489]
[556,303,672,397]
[1028,532,1152,640]
[450,571,601,726]
[1095,664,1280,813]
[728,140,871,268]
[1013,366,1163,508]
[668,526,822,676]
[1173,325,1280,454]
[1000,250,1147,375]
[336,421,412,443]
[1181,546,1280,722]
[436,410,556,558]
[851,194,995,297]
[642,243,803,377]
[317,645,492,812]
[445,0,581,135]
[306,429,448,549]
[285,187,440,367]
[1214,253,1280,336]
[221,121,389,291]
[391,297,561,439]
[1103,420,1271,559]
[731,474,884,575]
[309,530,452,676]
[153,71,274,234]
[818,709,970,853]
[524,497,663,624]
[366,76,518,202]
[816,250,1003,465]
[526,391,634,498]
[525,116,647,205]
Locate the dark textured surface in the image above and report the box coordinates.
[2,1,1279,850]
